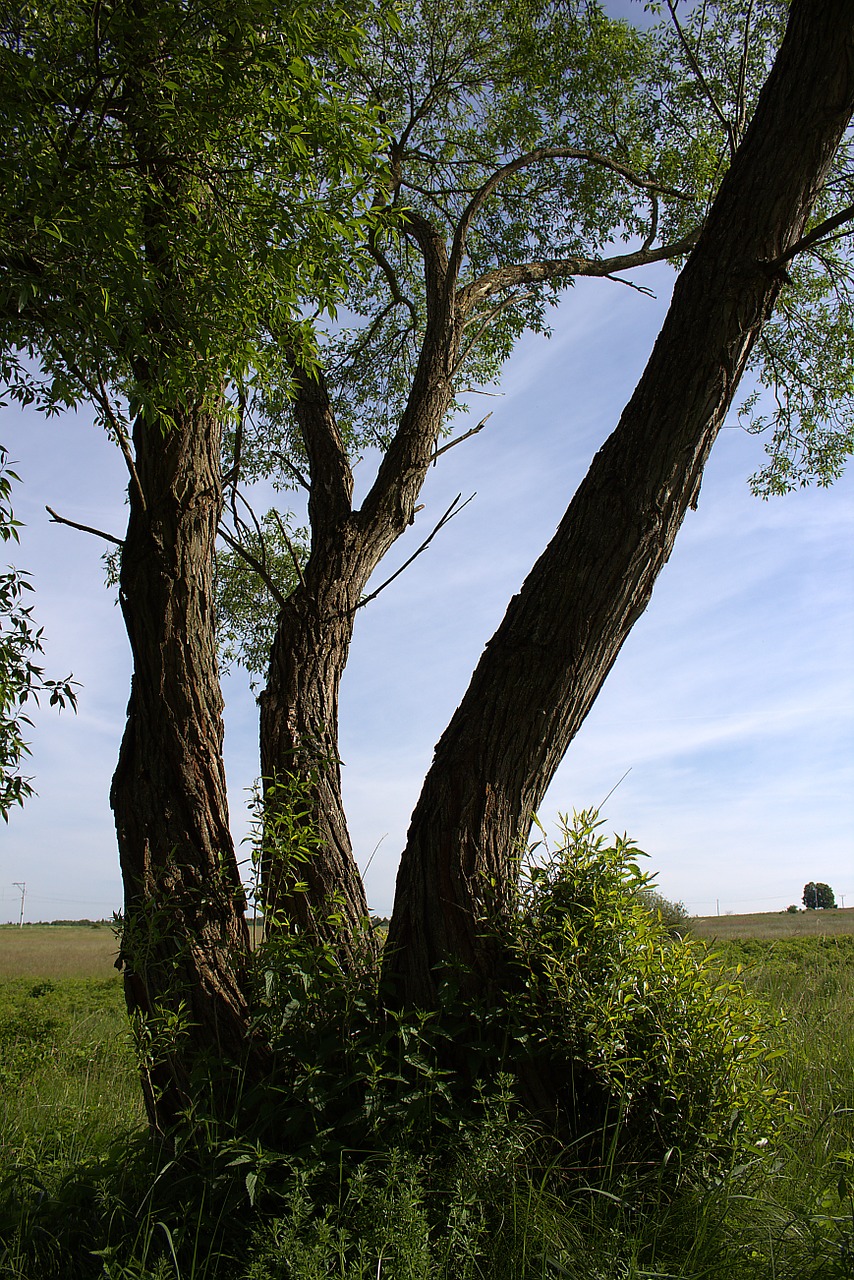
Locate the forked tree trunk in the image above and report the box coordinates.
[259,524,375,965]
[385,0,854,1008]
[111,403,263,1132]
[259,310,458,963]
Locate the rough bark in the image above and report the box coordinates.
[384,0,854,1008]
[111,402,262,1132]
[259,524,373,961]
[258,273,459,960]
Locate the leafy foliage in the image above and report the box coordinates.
[498,813,783,1172]
[216,511,308,684]
[0,0,391,428]
[0,447,77,820]
[228,807,781,1191]
[215,0,854,674]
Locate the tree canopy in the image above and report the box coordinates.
[219,0,854,683]
[0,0,390,423]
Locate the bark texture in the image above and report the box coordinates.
[385,0,854,1008]
[111,403,261,1132]
[258,281,459,960]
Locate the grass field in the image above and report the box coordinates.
[0,924,119,979]
[690,905,854,941]
[4,907,850,980]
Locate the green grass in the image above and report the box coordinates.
[0,976,143,1166]
[0,934,852,1277]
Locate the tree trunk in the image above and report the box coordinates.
[258,316,458,962]
[385,0,854,1009]
[111,403,263,1133]
[259,523,376,965]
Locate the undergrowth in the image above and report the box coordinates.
[0,817,852,1278]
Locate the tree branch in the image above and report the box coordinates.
[218,524,290,611]
[271,451,311,492]
[448,146,690,285]
[367,236,419,326]
[357,209,456,550]
[285,351,354,536]
[355,493,475,611]
[666,0,738,159]
[45,505,123,545]
[271,508,307,592]
[457,235,698,315]
[432,413,492,463]
[770,201,854,266]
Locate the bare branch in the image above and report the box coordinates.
[641,193,659,254]
[355,493,475,611]
[432,413,492,463]
[271,508,306,592]
[455,290,536,373]
[367,237,419,326]
[45,505,123,545]
[46,339,146,513]
[771,201,854,266]
[602,274,657,299]
[271,451,311,492]
[666,0,738,159]
[458,235,698,315]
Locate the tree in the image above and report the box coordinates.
[245,0,777,943]
[229,0,854,985]
[0,446,77,820]
[1,0,388,1129]
[803,881,836,909]
[4,0,854,1136]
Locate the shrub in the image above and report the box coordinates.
[496,812,784,1177]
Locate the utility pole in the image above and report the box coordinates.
[12,882,26,927]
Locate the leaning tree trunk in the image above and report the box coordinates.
[111,402,263,1133]
[385,0,854,1009]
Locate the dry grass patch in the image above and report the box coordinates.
[0,925,119,979]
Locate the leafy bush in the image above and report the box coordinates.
[242,809,784,1190]
[495,813,784,1176]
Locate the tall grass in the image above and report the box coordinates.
[0,944,852,1277]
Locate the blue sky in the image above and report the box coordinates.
[2,257,852,924]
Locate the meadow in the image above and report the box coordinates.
[0,919,852,1278]
[0,924,119,979]
[691,905,854,942]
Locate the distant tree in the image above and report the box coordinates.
[639,889,692,937]
[803,881,837,909]
[785,904,798,914]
